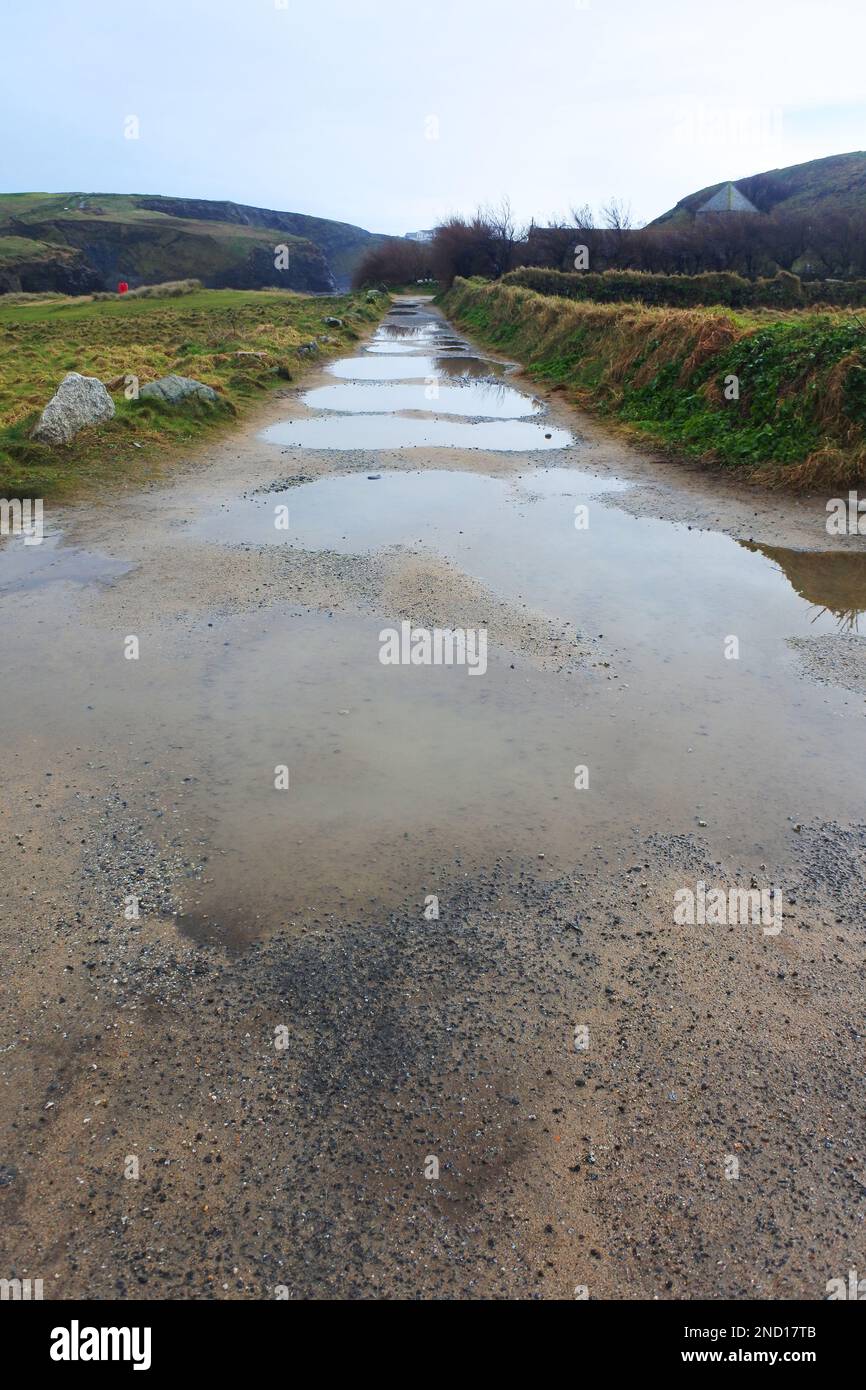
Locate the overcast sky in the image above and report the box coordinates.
[3,0,865,234]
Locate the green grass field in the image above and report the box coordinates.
[0,287,384,498]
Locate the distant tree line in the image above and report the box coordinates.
[353,198,866,290]
[519,204,866,283]
[503,266,866,309]
[351,237,434,290]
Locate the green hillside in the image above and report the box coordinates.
[653,151,866,224]
[131,195,388,286]
[0,192,389,294]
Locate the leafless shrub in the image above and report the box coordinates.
[351,240,433,289]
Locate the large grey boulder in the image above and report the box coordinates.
[31,372,115,445]
[139,374,220,404]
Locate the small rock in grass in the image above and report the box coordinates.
[138,375,220,405]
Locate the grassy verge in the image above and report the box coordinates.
[442,277,866,489]
[0,288,385,498]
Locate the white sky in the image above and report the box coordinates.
[3,0,865,233]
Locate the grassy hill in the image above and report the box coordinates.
[0,193,389,295]
[653,151,866,224]
[132,195,387,286]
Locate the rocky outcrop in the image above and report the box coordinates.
[0,238,101,295]
[208,242,334,293]
[31,373,115,444]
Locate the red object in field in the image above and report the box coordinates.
[117,281,129,294]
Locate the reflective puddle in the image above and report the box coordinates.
[325,354,508,380]
[741,541,866,630]
[259,415,570,450]
[302,380,542,418]
[0,531,131,592]
[194,467,618,549]
[193,465,866,634]
[176,457,866,933]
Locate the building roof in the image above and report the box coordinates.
[696,182,760,215]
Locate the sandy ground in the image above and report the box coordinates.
[1,299,864,1300]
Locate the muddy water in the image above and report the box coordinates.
[2,297,866,948]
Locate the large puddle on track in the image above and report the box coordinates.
[323,354,510,380]
[3,296,866,944]
[189,464,866,645]
[259,415,572,450]
[302,380,543,417]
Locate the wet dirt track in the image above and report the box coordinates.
[1,297,865,1300]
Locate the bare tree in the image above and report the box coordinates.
[570,203,595,232]
[600,197,635,232]
[569,203,601,270]
[352,238,433,290]
[483,198,525,277]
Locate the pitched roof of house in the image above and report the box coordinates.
[696,182,760,214]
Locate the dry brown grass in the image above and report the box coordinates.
[814,352,862,434]
[678,316,741,383]
[752,443,866,491]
